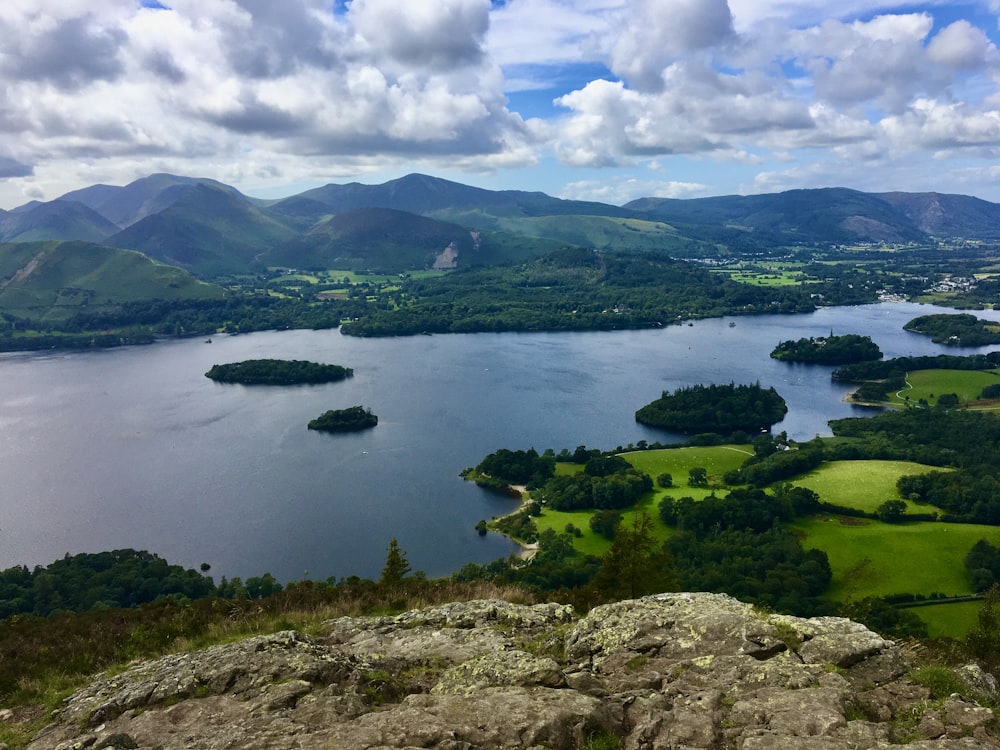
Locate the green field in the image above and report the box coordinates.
[793,517,1000,601]
[532,497,669,558]
[887,368,1000,407]
[912,600,982,639]
[271,269,447,285]
[508,448,996,638]
[530,446,752,556]
[714,268,806,286]
[622,445,752,482]
[790,459,943,513]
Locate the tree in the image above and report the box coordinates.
[590,512,676,600]
[876,499,907,523]
[688,467,708,487]
[380,538,412,585]
[966,584,1000,662]
[589,509,622,540]
[656,472,673,488]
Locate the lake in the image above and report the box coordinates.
[1,302,997,583]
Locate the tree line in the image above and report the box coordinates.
[0,549,285,619]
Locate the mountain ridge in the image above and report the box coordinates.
[5,173,1000,279]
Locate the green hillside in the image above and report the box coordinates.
[265,207,562,272]
[431,212,694,254]
[106,183,298,277]
[0,240,223,322]
[626,187,927,244]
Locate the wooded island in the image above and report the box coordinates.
[635,382,788,435]
[307,405,378,432]
[770,333,882,364]
[205,359,353,385]
[904,313,1000,347]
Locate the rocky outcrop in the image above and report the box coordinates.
[27,593,1000,749]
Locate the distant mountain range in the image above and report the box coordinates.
[3,173,1000,283]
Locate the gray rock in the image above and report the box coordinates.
[25,593,1000,750]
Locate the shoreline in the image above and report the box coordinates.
[488,483,539,561]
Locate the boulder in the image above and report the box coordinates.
[27,593,1000,750]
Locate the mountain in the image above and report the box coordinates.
[105,183,298,277]
[264,206,562,272]
[0,240,223,320]
[625,187,929,244]
[59,173,246,229]
[7,173,1000,283]
[292,172,635,221]
[0,200,121,243]
[878,191,1000,240]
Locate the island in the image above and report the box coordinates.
[307,405,378,432]
[903,313,1000,347]
[635,382,787,435]
[770,333,882,364]
[205,359,353,385]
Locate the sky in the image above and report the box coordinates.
[4,0,1000,209]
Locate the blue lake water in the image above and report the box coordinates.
[1,301,997,583]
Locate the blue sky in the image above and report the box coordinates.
[3,1,1000,207]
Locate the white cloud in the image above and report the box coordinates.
[927,20,1000,69]
[560,176,708,203]
[5,0,1000,206]
[607,0,735,91]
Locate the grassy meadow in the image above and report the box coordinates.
[886,368,1000,408]
[792,516,1000,601]
[522,446,992,637]
[791,459,945,513]
[913,600,982,639]
[531,446,751,557]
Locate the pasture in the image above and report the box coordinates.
[793,517,1000,601]
[887,368,1000,407]
[521,448,995,637]
[790,459,943,513]
[622,445,752,483]
[912,600,982,639]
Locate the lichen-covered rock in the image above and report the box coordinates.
[27,593,1000,750]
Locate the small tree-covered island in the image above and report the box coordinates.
[205,359,353,385]
[635,382,788,434]
[307,405,378,432]
[904,313,1000,347]
[770,333,882,364]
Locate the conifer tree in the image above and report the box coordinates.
[590,512,676,600]
[380,538,412,585]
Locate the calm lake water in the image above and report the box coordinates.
[1,302,998,583]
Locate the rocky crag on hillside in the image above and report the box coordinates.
[27,592,1000,749]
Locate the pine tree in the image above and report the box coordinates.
[380,538,412,586]
[590,512,676,600]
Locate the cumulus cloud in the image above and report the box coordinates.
[0,11,126,89]
[561,176,708,203]
[0,0,544,205]
[607,0,735,91]
[4,0,1000,206]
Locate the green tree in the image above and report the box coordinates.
[688,467,708,487]
[876,499,907,523]
[966,584,1000,661]
[380,538,412,586]
[590,512,676,600]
